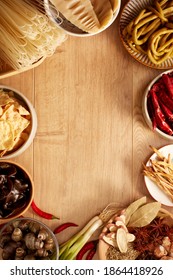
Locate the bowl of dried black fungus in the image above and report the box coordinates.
[0,161,34,223]
[0,217,59,260]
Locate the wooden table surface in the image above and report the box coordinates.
[1,0,173,258]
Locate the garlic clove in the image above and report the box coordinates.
[154,245,167,258]
[162,236,171,252]
[107,223,117,232]
[115,220,128,232]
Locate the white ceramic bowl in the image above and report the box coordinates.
[142,70,173,140]
[44,0,121,37]
[0,217,59,260]
[0,85,37,159]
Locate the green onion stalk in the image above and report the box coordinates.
[59,203,121,260]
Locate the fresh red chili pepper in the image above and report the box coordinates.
[76,240,98,260]
[86,248,97,260]
[150,90,173,135]
[31,200,59,220]
[53,222,78,234]
[162,74,173,99]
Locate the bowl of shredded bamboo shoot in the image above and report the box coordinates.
[143,145,173,207]
[0,0,67,71]
[44,0,121,37]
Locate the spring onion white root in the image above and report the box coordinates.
[59,203,121,260]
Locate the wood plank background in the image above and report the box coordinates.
[0,0,173,258]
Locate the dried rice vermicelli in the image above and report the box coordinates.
[0,0,67,70]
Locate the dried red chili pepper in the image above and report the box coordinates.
[162,74,173,99]
[31,201,59,220]
[159,100,173,122]
[0,222,7,230]
[53,222,78,234]
[76,240,98,260]
[150,90,173,135]
[157,88,173,112]
[147,94,156,130]
[86,248,97,260]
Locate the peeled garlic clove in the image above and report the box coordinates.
[154,245,167,258]
[119,214,126,224]
[107,223,117,232]
[106,232,116,239]
[161,256,173,260]
[102,226,109,233]
[116,227,128,253]
[169,243,173,257]
[115,220,128,232]
[162,236,171,252]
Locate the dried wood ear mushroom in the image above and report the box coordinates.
[0,219,57,260]
[0,163,32,219]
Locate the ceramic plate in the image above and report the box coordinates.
[144,145,173,207]
[119,0,173,69]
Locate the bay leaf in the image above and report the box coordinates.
[125,196,147,225]
[127,202,161,228]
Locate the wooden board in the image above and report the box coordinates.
[0,0,172,260]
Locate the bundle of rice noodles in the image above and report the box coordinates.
[0,0,67,70]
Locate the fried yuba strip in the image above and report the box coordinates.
[143,146,173,202]
[122,0,173,65]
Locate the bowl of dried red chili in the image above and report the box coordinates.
[0,161,34,223]
[142,70,173,140]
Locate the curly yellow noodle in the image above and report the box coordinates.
[123,0,173,65]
